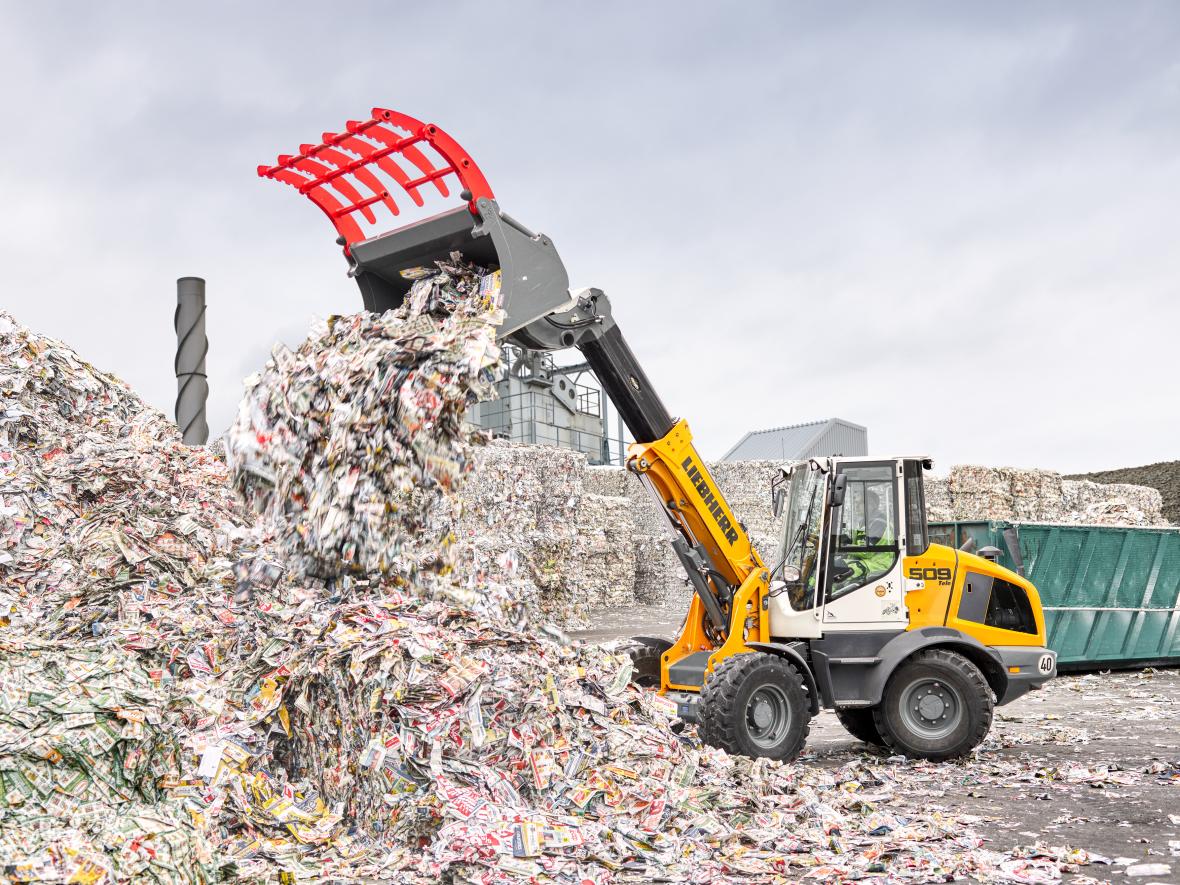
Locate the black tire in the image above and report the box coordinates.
[835,707,884,746]
[873,649,994,761]
[700,653,811,761]
[626,644,665,688]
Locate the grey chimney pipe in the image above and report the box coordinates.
[174,277,209,444]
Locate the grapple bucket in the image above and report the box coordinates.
[258,108,571,338]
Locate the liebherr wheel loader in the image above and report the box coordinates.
[259,107,1058,762]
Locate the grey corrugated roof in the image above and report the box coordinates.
[721,418,867,461]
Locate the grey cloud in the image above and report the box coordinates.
[1,1,1177,472]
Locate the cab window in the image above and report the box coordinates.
[903,459,929,556]
[829,464,899,600]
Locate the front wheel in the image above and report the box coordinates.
[700,653,811,761]
[873,649,994,761]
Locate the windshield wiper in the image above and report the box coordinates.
[770,484,819,580]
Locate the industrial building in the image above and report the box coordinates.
[467,357,868,468]
[721,418,868,461]
[468,344,627,465]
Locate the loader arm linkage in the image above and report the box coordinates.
[259,106,769,690]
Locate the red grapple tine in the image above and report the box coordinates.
[372,108,494,205]
[283,154,376,225]
[421,124,494,204]
[259,106,499,248]
[308,190,364,243]
[271,173,363,244]
[268,167,318,192]
[340,126,425,208]
[310,142,401,218]
[372,109,420,130]
[365,122,451,198]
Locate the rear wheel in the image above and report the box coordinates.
[873,649,993,761]
[625,643,666,688]
[835,707,884,746]
[700,653,811,761]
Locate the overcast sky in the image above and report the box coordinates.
[2,2,1177,473]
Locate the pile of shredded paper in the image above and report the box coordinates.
[226,255,503,579]
[0,263,1105,883]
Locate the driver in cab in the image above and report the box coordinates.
[832,488,895,594]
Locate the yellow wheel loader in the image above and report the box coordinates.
[260,107,1057,762]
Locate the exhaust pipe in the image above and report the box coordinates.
[1002,527,1026,577]
[174,276,209,444]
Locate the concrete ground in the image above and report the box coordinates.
[573,607,1180,883]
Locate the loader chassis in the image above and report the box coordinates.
[260,106,1057,762]
[661,458,1056,757]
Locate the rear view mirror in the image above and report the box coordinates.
[770,469,790,518]
[830,474,847,508]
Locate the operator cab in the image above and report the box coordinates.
[768,456,932,641]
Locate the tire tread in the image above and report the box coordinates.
[700,653,811,760]
[873,648,993,761]
[835,707,884,746]
[626,644,664,688]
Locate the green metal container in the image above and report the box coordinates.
[929,520,1180,671]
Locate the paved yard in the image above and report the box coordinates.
[575,610,1180,883]
[814,670,1180,880]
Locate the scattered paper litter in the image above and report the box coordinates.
[1125,861,1172,876]
[0,277,1121,885]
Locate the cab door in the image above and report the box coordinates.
[821,461,909,632]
